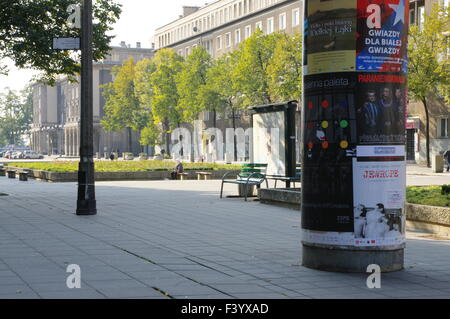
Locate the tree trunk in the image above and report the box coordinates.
[422,98,431,168]
[163,118,170,155]
[127,126,133,154]
[232,108,237,162]
[212,109,217,128]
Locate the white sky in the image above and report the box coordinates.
[0,0,210,92]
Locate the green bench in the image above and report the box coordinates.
[220,163,268,201]
[265,164,302,188]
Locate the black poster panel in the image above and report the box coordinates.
[302,73,357,232]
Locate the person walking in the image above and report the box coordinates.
[444,147,450,172]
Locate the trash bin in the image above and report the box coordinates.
[432,154,444,173]
[238,184,256,197]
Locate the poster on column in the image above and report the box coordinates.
[353,145,406,248]
[356,73,407,145]
[306,0,357,75]
[356,0,409,73]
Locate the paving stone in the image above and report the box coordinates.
[0,178,449,299]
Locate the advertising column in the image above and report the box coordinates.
[301,0,408,272]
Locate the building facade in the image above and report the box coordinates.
[31,43,154,156]
[406,0,449,163]
[154,0,302,58]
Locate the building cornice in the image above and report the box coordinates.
[158,0,301,50]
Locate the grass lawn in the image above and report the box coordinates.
[406,186,450,207]
[6,161,242,173]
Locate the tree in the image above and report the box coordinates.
[232,29,284,106]
[148,48,184,151]
[101,57,148,153]
[206,54,244,160]
[0,87,33,146]
[267,32,303,102]
[408,5,450,167]
[0,0,121,83]
[134,58,161,148]
[176,46,212,123]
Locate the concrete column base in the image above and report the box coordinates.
[302,244,404,273]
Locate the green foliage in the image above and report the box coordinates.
[176,46,212,123]
[148,48,184,130]
[406,186,450,207]
[7,161,242,172]
[101,57,145,132]
[442,185,450,195]
[0,0,122,83]
[231,30,284,106]
[408,5,450,103]
[0,87,33,146]
[205,55,240,118]
[267,32,303,102]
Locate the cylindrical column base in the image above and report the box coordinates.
[302,244,404,273]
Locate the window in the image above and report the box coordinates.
[279,13,286,30]
[244,25,252,39]
[267,17,274,34]
[235,29,241,44]
[292,9,300,26]
[255,21,263,31]
[216,36,222,50]
[438,118,449,138]
[185,47,190,56]
[225,32,231,47]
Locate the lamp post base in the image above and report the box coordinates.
[76,200,97,216]
[302,244,404,273]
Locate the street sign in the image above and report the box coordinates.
[52,37,80,50]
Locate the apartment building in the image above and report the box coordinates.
[406,0,449,163]
[31,43,154,156]
[154,0,302,59]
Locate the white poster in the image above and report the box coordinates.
[352,157,406,248]
[253,112,286,176]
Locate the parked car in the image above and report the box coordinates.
[3,151,13,159]
[22,151,44,159]
[12,152,25,159]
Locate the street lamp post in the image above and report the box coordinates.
[76,0,97,215]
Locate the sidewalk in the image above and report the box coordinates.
[0,178,449,299]
[406,164,450,186]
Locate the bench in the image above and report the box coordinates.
[178,172,189,181]
[220,163,268,201]
[266,164,302,188]
[196,172,213,180]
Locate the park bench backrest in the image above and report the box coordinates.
[239,163,267,180]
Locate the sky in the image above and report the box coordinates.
[0,0,211,93]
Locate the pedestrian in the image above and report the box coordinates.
[444,146,450,172]
[171,160,183,180]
